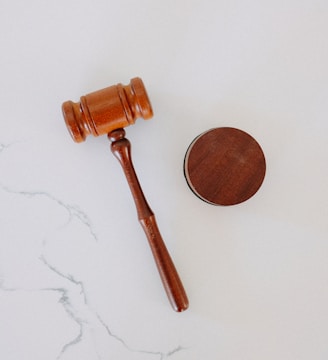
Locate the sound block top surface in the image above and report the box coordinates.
[184,127,266,206]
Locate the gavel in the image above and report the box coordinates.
[62,77,189,312]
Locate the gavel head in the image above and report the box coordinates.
[62,77,153,142]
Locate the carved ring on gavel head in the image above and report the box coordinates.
[62,77,189,312]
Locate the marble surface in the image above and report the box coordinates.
[1,1,328,359]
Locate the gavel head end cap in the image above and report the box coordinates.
[130,77,153,120]
[62,100,85,143]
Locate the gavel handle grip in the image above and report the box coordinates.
[109,130,189,312]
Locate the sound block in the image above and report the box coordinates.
[184,127,266,206]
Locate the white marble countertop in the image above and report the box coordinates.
[1,1,328,359]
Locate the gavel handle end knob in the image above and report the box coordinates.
[140,215,189,312]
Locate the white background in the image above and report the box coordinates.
[0,0,327,359]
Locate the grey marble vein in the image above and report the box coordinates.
[50,287,85,360]
[165,346,185,358]
[0,184,98,242]
[0,144,185,359]
[40,255,88,304]
[0,143,14,154]
[41,257,185,359]
[0,143,9,153]
[97,313,185,359]
[0,283,86,359]
[39,257,89,358]
[0,140,25,154]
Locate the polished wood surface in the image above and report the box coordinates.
[62,77,153,142]
[184,127,266,205]
[62,78,188,311]
[109,129,189,312]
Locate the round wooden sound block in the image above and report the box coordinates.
[184,127,266,206]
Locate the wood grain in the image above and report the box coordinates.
[184,127,266,205]
[110,129,189,312]
[62,77,153,142]
[62,78,188,311]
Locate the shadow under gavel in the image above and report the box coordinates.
[62,77,189,312]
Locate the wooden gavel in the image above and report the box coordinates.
[62,77,189,312]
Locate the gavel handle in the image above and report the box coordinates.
[108,129,189,312]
